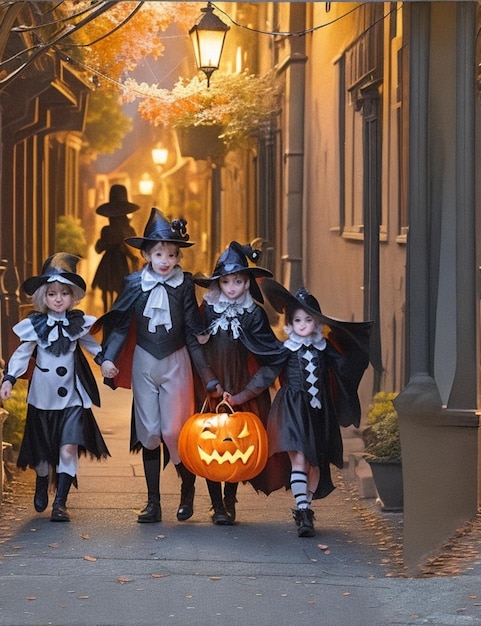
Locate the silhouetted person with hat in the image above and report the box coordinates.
[0,253,110,522]
[92,185,140,313]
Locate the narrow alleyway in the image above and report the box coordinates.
[0,373,481,626]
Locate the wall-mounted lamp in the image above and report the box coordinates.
[152,144,168,168]
[189,2,229,87]
[138,173,154,196]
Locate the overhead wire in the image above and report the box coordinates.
[0,1,399,94]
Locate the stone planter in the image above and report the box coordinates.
[367,458,403,512]
[176,125,226,163]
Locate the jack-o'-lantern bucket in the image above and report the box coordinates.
[178,401,268,482]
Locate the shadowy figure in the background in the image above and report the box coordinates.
[92,185,140,312]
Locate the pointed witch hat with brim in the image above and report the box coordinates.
[259,277,373,355]
[22,252,87,295]
[194,241,272,303]
[125,207,194,249]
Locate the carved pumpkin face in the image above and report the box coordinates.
[178,410,268,482]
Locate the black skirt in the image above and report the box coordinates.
[17,404,110,471]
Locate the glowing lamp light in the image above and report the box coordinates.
[189,2,229,87]
[138,173,154,196]
[151,144,168,167]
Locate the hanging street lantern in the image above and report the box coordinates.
[189,2,230,87]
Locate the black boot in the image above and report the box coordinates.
[223,482,238,523]
[292,508,315,537]
[138,447,161,523]
[176,462,195,521]
[34,474,49,513]
[207,480,231,525]
[51,473,73,522]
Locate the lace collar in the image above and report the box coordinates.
[204,287,255,339]
[204,286,254,314]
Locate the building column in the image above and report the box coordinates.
[395,1,480,570]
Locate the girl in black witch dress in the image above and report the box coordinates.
[261,278,372,538]
[194,242,289,524]
[0,253,110,522]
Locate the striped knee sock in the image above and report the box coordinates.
[290,471,309,509]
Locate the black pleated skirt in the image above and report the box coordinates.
[17,404,110,471]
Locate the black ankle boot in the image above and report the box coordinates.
[206,479,231,525]
[51,473,73,522]
[139,447,161,523]
[223,482,238,523]
[176,462,195,521]
[292,508,315,537]
[211,504,231,525]
[34,475,49,513]
[137,498,161,523]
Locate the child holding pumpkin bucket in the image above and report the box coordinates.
[194,242,289,525]
[93,208,217,524]
[260,278,372,537]
[0,253,110,522]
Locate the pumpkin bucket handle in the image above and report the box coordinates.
[199,398,210,414]
[199,398,235,414]
[215,400,235,414]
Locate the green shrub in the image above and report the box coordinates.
[362,391,401,461]
[2,379,28,449]
[55,215,88,257]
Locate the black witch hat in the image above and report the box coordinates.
[125,207,194,249]
[22,252,86,295]
[95,185,140,217]
[194,241,272,303]
[260,277,373,354]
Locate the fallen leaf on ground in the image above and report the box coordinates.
[83,555,97,562]
[116,576,132,584]
[151,573,168,578]
[317,544,329,550]
[80,534,90,540]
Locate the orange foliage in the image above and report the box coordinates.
[64,2,200,81]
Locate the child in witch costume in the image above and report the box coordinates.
[194,242,289,524]
[261,278,372,537]
[0,253,110,522]
[94,208,217,524]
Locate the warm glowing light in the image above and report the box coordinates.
[189,2,229,87]
[138,173,154,196]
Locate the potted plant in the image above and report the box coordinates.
[362,391,403,512]
[123,71,280,160]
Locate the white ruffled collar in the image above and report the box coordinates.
[203,285,255,314]
[141,265,184,290]
[283,326,326,352]
[204,287,255,339]
[141,265,184,333]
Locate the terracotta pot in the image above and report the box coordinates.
[176,125,226,163]
[367,459,403,512]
